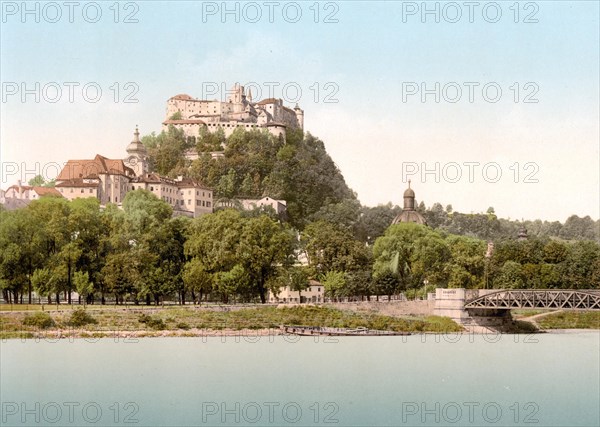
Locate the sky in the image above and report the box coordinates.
[1,1,599,222]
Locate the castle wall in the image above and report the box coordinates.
[164,85,302,140]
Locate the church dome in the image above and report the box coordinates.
[391,210,427,225]
[391,181,427,226]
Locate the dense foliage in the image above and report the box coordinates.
[143,126,355,229]
[1,128,598,304]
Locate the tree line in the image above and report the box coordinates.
[1,191,598,305]
[2,127,598,304]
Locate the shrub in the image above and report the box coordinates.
[23,312,55,329]
[176,322,190,330]
[138,314,166,330]
[67,309,98,327]
[138,313,151,324]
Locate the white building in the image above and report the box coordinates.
[130,174,213,217]
[4,182,62,200]
[240,196,287,215]
[268,280,324,304]
[55,154,135,205]
[162,84,304,141]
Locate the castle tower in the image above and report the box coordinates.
[227,83,244,104]
[125,125,148,177]
[294,103,304,130]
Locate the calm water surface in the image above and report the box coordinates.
[1,332,599,426]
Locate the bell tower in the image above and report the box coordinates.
[125,125,148,176]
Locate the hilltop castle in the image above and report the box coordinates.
[162,83,304,141]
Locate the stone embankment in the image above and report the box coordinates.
[327,300,435,317]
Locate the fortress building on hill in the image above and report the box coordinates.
[162,83,304,141]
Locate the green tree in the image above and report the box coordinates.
[237,215,296,303]
[28,175,45,186]
[182,258,213,304]
[302,220,371,275]
[354,203,402,244]
[373,223,446,292]
[321,271,345,300]
[73,271,93,306]
[445,235,486,288]
[492,261,524,289]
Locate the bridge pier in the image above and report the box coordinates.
[434,288,511,327]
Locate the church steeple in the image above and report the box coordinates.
[125,125,148,177]
[133,125,140,143]
[403,180,416,211]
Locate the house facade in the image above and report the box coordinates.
[240,196,287,215]
[4,182,62,201]
[130,174,213,217]
[268,281,324,304]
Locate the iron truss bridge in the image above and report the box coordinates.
[464,290,600,310]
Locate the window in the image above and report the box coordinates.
[188,190,191,195]
[150,186,154,191]
[202,201,205,207]
[81,189,84,193]
[89,189,93,193]
[196,200,200,206]
[188,199,191,204]
[70,188,74,193]
[207,202,211,208]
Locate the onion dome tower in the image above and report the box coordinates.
[391,180,427,225]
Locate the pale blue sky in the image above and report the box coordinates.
[1,1,598,221]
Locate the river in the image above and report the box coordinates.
[1,332,599,426]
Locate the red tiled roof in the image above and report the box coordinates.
[55,179,99,188]
[57,154,135,181]
[170,94,193,100]
[131,173,168,184]
[176,178,212,190]
[33,187,62,197]
[6,185,33,193]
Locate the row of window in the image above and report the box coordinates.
[144,185,211,198]
[159,196,212,208]
[61,188,94,194]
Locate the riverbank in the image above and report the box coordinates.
[513,309,600,330]
[0,304,462,339]
[2,304,598,339]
